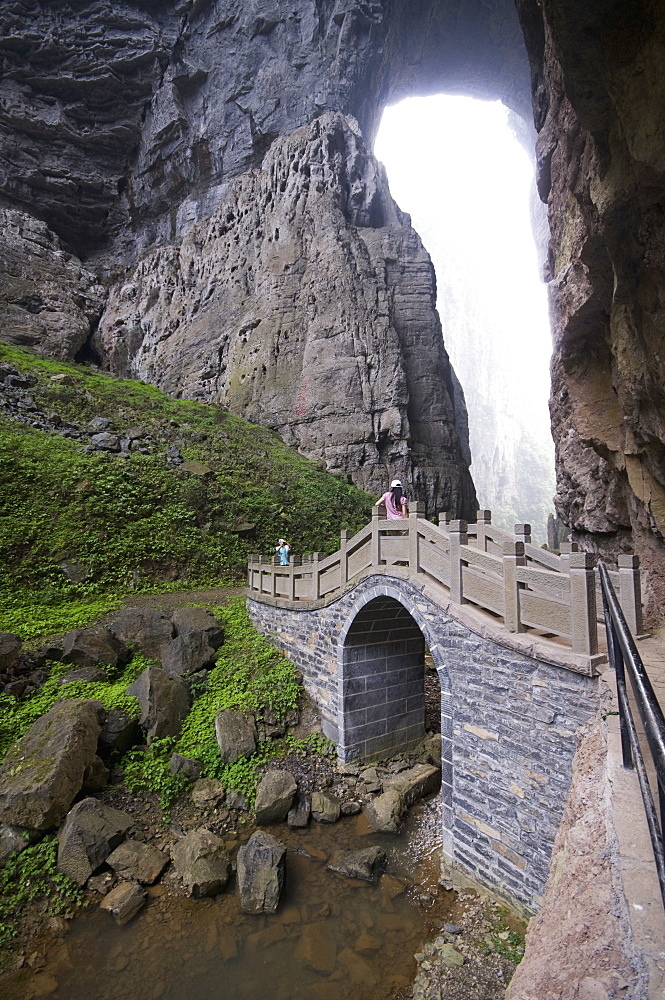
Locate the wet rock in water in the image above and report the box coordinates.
[106,840,169,884]
[100,881,146,926]
[190,777,226,809]
[382,763,440,806]
[340,800,362,816]
[310,791,341,824]
[214,709,257,765]
[171,608,224,650]
[57,798,133,885]
[363,787,405,834]
[0,699,104,830]
[255,769,297,825]
[237,830,286,914]
[0,823,41,862]
[327,846,387,881]
[107,608,174,657]
[355,932,382,953]
[62,625,128,670]
[287,795,311,829]
[295,922,338,973]
[59,665,109,685]
[171,828,231,898]
[81,755,109,793]
[169,753,203,781]
[126,666,190,739]
[338,947,379,986]
[98,709,140,759]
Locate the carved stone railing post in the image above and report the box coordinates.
[371,505,381,564]
[515,523,532,546]
[476,510,492,551]
[339,529,351,586]
[618,554,643,635]
[503,540,526,632]
[438,511,451,528]
[409,501,425,570]
[311,552,324,600]
[289,565,296,602]
[449,520,468,604]
[559,541,578,574]
[569,552,598,655]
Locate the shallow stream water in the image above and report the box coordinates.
[15,796,454,1000]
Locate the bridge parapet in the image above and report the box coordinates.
[248,508,643,670]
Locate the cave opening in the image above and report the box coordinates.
[374,94,555,543]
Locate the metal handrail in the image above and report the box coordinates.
[598,560,665,907]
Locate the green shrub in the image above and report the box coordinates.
[0,836,85,947]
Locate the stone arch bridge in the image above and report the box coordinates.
[246,507,644,913]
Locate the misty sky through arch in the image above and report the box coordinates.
[374,95,555,541]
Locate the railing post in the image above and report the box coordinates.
[503,540,526,632]
[449,520,468,604]
[311,552,324,599]
[476,510,492,551]
[409,501,425,570]
[339,529,351,585]
[569,552,598,655]
[515,523,532,546]
[438,512,451,529]
[618,554,643,636]
[371,505,381,565]
[288,565,296,602]
[559,541,578,574]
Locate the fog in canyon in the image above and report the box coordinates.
[375,95,555,543]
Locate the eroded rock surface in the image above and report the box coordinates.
[0,699,104,830]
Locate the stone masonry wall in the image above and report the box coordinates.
[248,572,600,914]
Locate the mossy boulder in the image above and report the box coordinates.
[0,699,104,830]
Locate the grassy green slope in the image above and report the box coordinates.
[0,343,373,629]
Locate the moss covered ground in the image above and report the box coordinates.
[0,342,372,637]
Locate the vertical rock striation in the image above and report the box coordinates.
[96,113,476,514]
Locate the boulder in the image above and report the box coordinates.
[59,666,109,685]
[100,881,146,926]
[88,416,111,432]
[82,755,109,792]
[126,666,190,739]
[310,791,341,824]
[107,608,174,657]
[180,461,212,476]
[159,632,217,680]
[169,753,203,781]
[62,626,128,670]
[90,432,120,451]
[106,840,169,884]
[0,633,22,671]
[214,709,257,765]
[0,823,40,863]
[190,777,225,809]
[57,798,133,885]
[171,828,231,898]
[287,796,311,829]
[255,770,297,825]
[237,830,286,914]
[0,699,104,830]
[362,788,405,834]
[327,846,387,881]
[98,709,140,759]
[341,800,362,816]
[382,763,441,806]
[171,608,224,649]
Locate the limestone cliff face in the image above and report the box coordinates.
[515,0,665,612]
[96,112,477,514]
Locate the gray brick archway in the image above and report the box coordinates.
[336,584,455,866]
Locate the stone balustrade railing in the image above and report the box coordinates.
[247,506,643,659]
